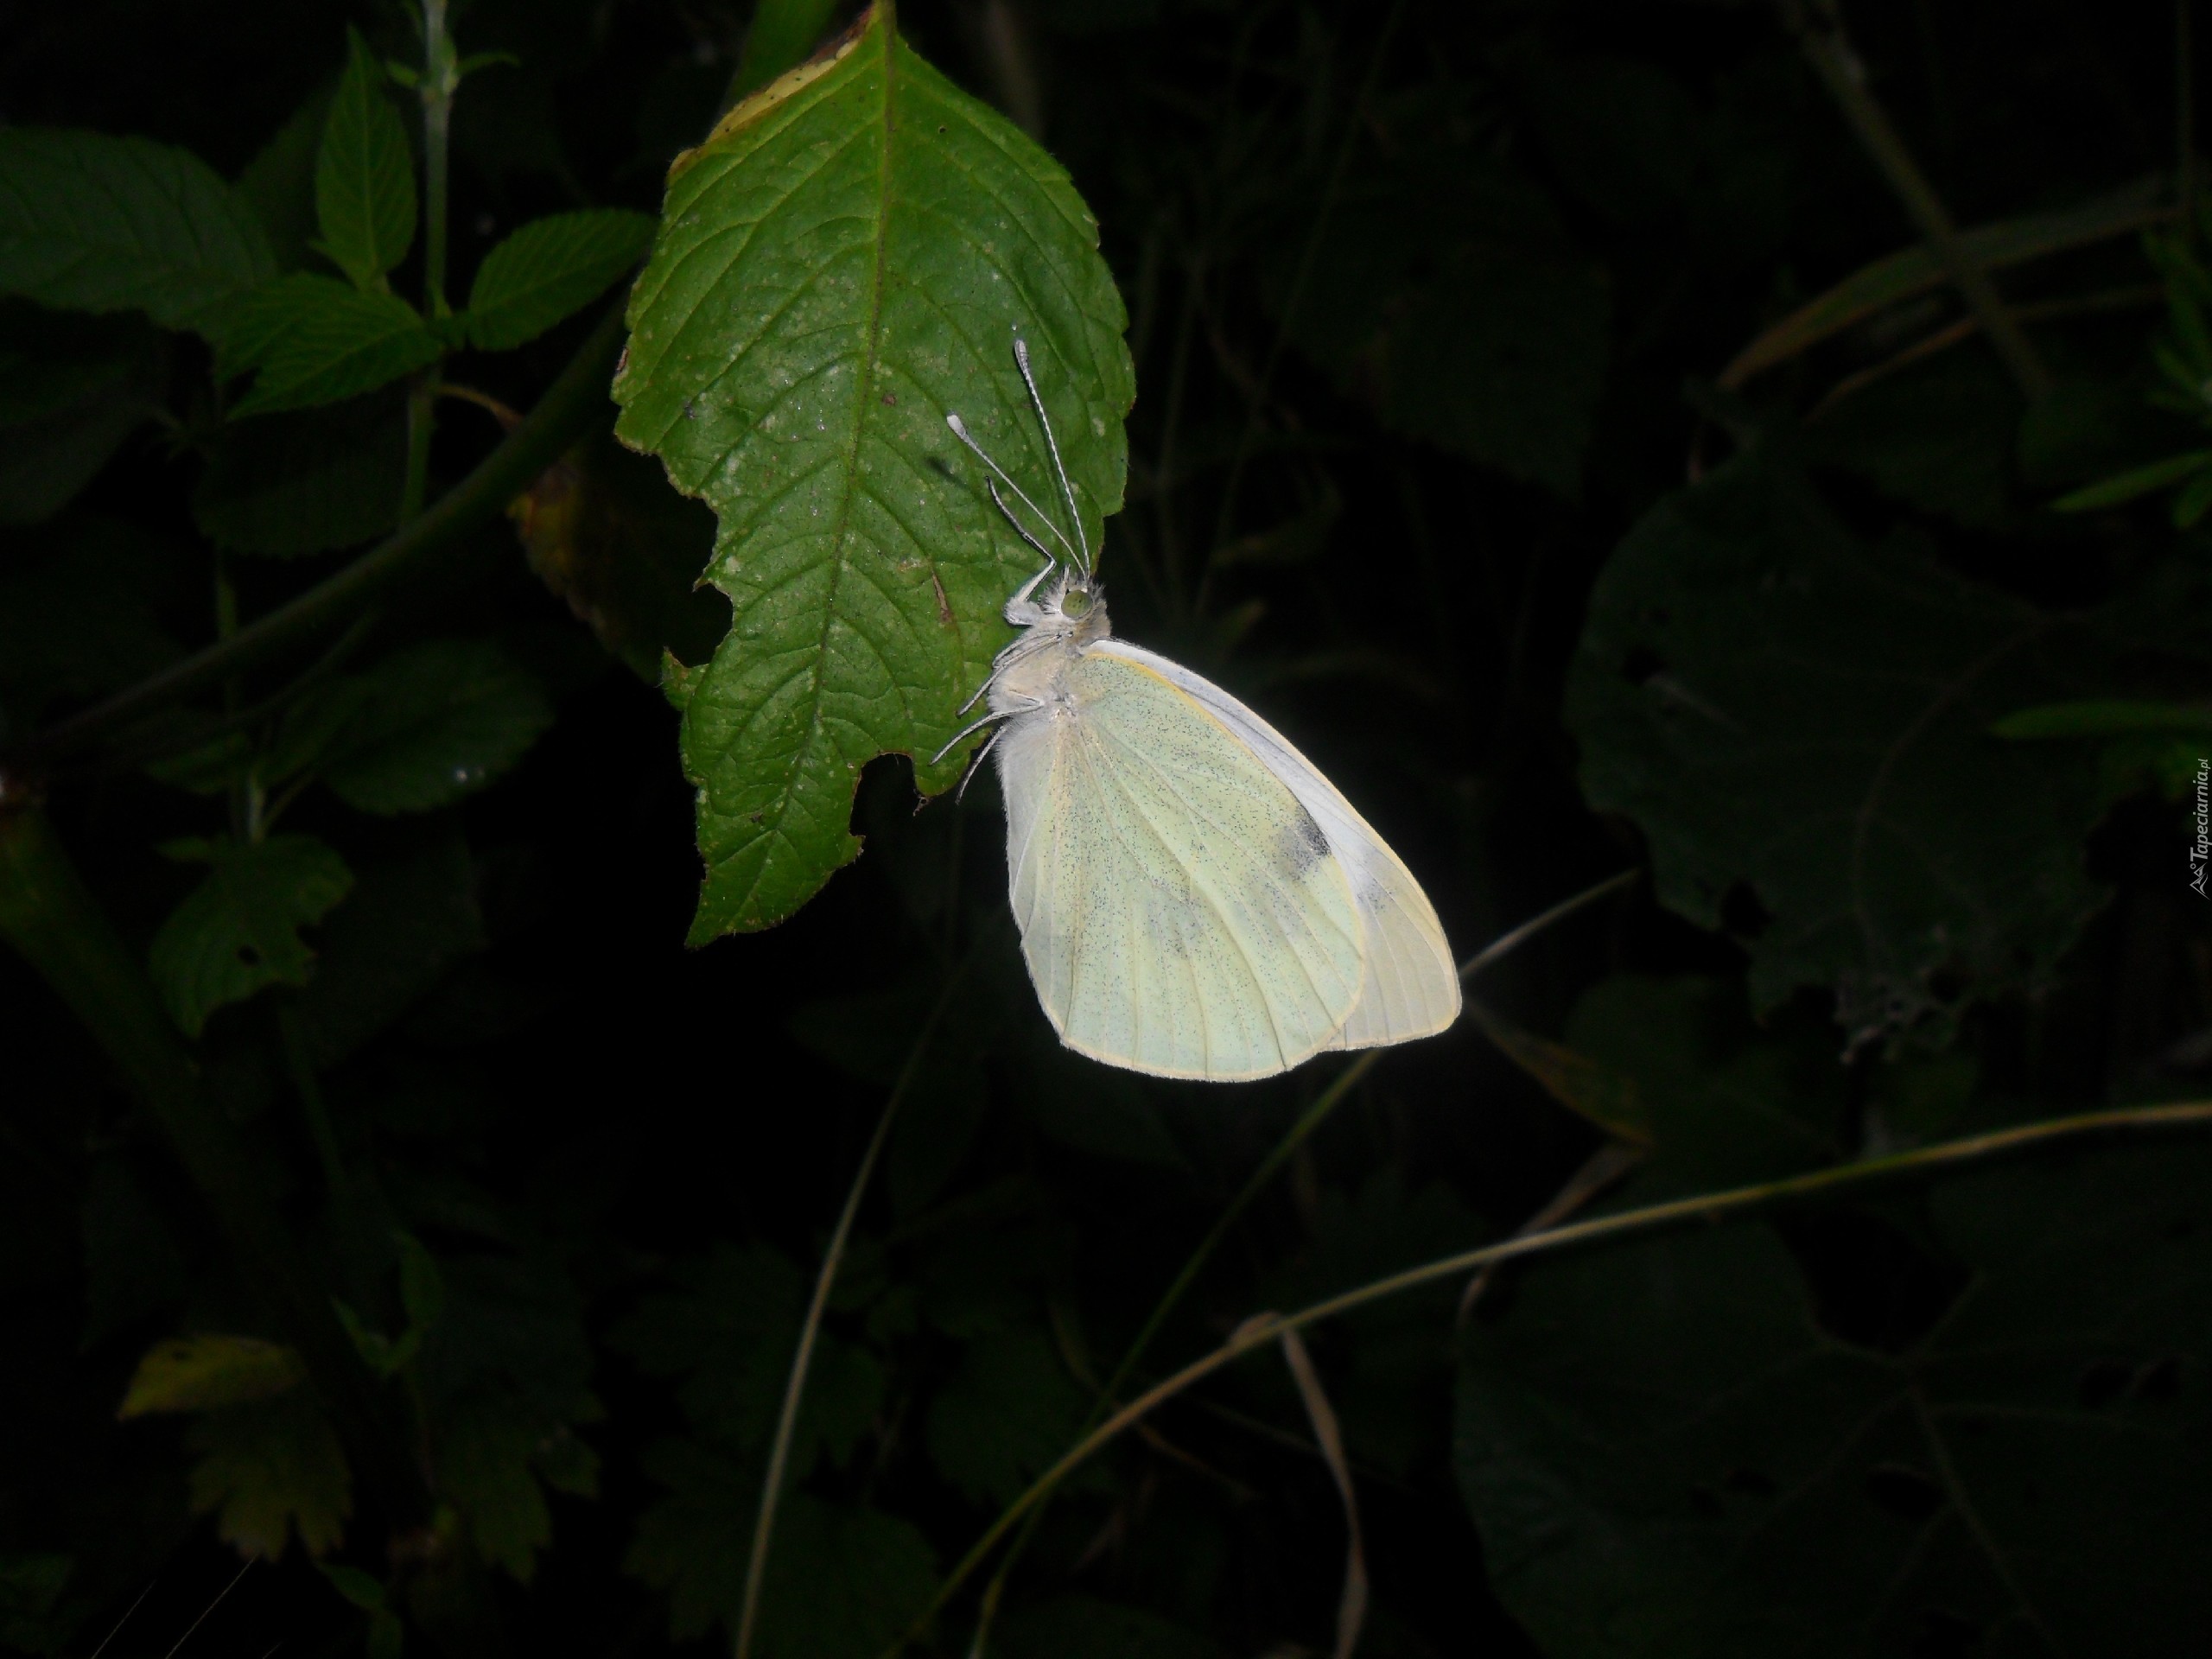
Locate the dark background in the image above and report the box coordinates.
[3,2,2208,1656]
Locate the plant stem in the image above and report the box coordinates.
[0,806,422,1521]
[420,0,454,321]
[902,1096,2212,1652]
[0,302,627,788]
[1783,0,2053,402]
[736,965,964,1659]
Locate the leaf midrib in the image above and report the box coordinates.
[737,30,900,922]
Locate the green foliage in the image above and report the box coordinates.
[463,208,654,350]
[193,393,406,556]
[147,835,353,1036]
[0,307,159,525]
[1563,448,2189,1048]
[1456,1143,2212,1656]
[185,1391,353,1560]
[0,128,276,333]
[315,28,419,291]
[925,1325,1086,1507]
[1281,146,1610,495]
[0,1554,72,1654]
[613,3,1134,938]
[217,274,441,416]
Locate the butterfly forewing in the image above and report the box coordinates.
[999,650,1367,1080]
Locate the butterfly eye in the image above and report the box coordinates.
[1062,587,1093,618]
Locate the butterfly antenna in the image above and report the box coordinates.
[987,479,1057,568]
[1012,334,1091,575]
[945,413,1080,567]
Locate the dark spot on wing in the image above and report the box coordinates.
[1283,803,1331,874]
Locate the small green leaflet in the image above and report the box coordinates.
[186,1392,352,1560]
[0,129,276,334]
[613,1,1133,939]
[148,834,353,1037]
[315,28,417,290]
[464,208,655,350]
[217,274,439,416]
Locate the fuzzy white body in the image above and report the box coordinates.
[981,570,1461,1080]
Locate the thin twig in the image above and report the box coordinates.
[899,1098,2212,1652]
[735,966,966,1659]
[1782,0,2053,401]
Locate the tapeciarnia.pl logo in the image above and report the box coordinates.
[2194,759,2210,899]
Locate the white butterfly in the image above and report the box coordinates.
[940,339,1460,1081]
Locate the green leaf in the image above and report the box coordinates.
[238,84,337,270]
[118,1334,306,1416]
[304,639,555,814]
[1562,450,2150,1048]
[2048,448,2210,512]
[1455,1142,2212,1656]
[217,274,439,417]
[187,1391,352,1560]
[193,389,406,556]
[0,128,276,334]
[317,1561,387,1611]
[1279,144,1609,496]
[1991,697,2212,739]
[613,3,1133,938]
[1803,351,2021,527]
[147,834,353,1037]
[315,29,417,289]
[925,1325,1086,1509]
[626,1457,938,1659]
[463,208,653,350]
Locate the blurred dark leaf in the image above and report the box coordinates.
[184,1391,352,1560]
[315,29,417,291]
[79,1158,188,1347]
[925,1324,1086,1508]
[237,82,337,270]
[1519,54,1700,229]
[1803,350,2020,527]
[296,831,486,1067]
[193,391,406,556]
[995,1595,1226,1659]
[627,1464,937,1659]
[1465,995,1649,1144]
[1456,1143,2212,1656]
[508,431,726,681]
[1563,448,2201,1048]
[1564,976,1847,1195]
[0,307,159,525]
[304,639,556,815]
[0,1554,72,1654]
[462,208,653,351]
[0,516,180,733]
[0,128,276,334]
[1281,144,1609,496]
[147,834,353,1038]
[612,4,1134,938]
